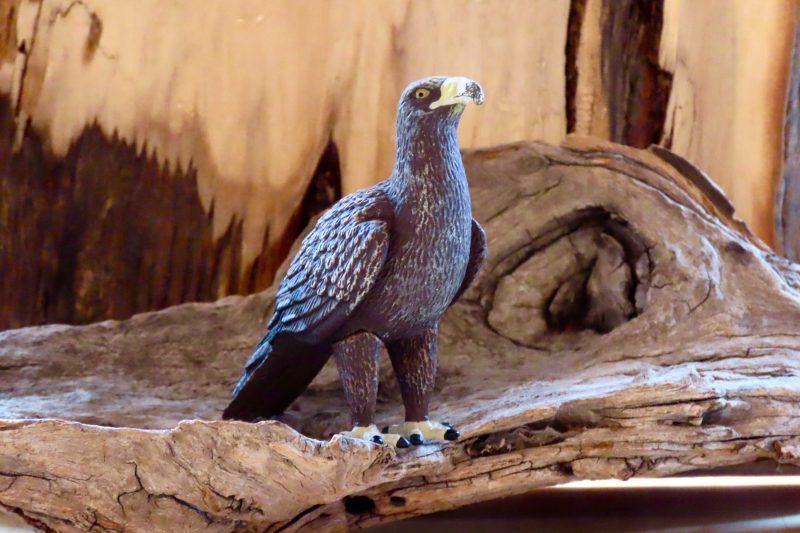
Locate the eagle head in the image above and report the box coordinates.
[399,76,484,122]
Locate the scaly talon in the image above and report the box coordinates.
[382,433,411,448]
[342,424,382,444]
[386,421,461,444]
[342,424,411,449]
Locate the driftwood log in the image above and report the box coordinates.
[2,137,800,532]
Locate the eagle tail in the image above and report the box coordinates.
[222,336,331,422]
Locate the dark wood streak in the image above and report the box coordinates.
[777,22,800,262]
[600,0,673,148]
[565,0,588,134]
[0,95,247,330]
[0,98,340,331]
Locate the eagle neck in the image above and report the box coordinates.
[388,113,468,205]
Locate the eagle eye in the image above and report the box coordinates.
[414,88,430,100]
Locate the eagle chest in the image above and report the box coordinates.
[390,190,472,315]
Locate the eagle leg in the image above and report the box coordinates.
[334,331,410,448]
[386,325,460,444]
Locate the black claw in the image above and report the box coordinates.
[371,435,384,445]
[444,428,460,441]
[409,433,424,446]
[396,436,411,449]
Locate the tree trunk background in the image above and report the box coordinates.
[2,138,800,532]
[1,0,799,329]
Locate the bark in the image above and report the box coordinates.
[2,138,800,532]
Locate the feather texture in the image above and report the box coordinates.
[228,188,393,403]
[268,188,393,339]
[223,76,486,422]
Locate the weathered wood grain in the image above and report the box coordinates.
[2,139,800,532]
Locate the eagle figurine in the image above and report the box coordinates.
[223,76,487,448]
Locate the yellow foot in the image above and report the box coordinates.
[342,424,411,448]
[385,421,460,445]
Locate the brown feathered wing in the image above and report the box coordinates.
[223,187,394,420]
[450,218,487,305]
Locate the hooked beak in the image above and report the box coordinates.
[429,77,485,109]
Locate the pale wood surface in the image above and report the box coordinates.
[3,0,799,330]
[2,139,800,532]
[1,0,795,272]
[0,0,570,269]
[658,0,796,244]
